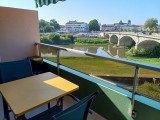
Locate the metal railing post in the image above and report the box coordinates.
[35,43,41,57]
[130,66,139,118]
[57,49,60,75]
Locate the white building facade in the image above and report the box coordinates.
[65,21,89,33]
[100,24,115,31]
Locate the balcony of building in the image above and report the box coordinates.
[0,6,160,120]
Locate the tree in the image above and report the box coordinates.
[50,19,60,30]
[63,34,74,43]
[120,28,123,32]
[49,33,60,44]
[39,19,48,28]
[144,18,158,31]
[40,36,52,44]
[89,19,100,31]
[43,26,55,33]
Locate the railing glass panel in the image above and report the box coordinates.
[138,68,160,101]
[40,45,57,62]
[37,42,160,116]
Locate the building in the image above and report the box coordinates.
[65,21,89,33]
[57,25,69,34]
[113,20,145,31]
[137,25,145,31]
[114,20,128,30]
[60,25,66,30]
[100,24,115,31]
[0,4,160,120]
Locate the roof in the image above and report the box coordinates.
[66,21,87,24]
[101,24,114,27]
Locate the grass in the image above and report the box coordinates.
[45,57,160,77]
[124,58,160,66]
[45,56,160,100]
[138,82,160,100]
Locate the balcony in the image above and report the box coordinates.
[0,6,160,120]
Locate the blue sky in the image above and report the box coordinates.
[0,0,160,25]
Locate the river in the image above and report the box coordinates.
[41,44,129,58]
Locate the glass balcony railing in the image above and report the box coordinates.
[37,42,160,117]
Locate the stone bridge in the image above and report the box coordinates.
[101,32,160,50]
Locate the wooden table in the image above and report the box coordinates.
[0,72,79,119]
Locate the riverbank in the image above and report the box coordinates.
[45,56,160,77]
[124,58,160,66]
[74,37,109,45]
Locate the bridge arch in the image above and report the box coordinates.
[110,35,118,44]
[119,36,136,47]
[136,40,160,50]
[104,33,110,39]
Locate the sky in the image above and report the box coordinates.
[0,0,160,25]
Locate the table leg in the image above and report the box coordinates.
[57,97,64,109]
[2,98,10,120]
[60,97,64,109]
[48,103,50,109]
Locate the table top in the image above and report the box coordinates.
[0,72,79,117]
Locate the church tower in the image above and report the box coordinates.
[128,20,131,25]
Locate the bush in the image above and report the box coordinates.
[63,34,74,43]
[49,33,60,44]
[40,36,52,44]
[74,37,109,44]
[138,82,160,100]
[126,44,160,57]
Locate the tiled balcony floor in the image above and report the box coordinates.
[0,94,106,120]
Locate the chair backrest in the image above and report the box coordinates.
[0,59,33,83]
[52,91,99,120]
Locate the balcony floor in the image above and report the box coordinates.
[0,94,106,120]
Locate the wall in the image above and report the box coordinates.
[0,7,40,62]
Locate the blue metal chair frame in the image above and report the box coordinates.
[27,91,99,120]
[0,59,33,120]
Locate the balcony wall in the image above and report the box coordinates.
[0,7,40,62]
[43,59,160,120]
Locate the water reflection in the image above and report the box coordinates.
[41,44,129,58]
[96,48,111,57]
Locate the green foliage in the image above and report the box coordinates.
[62,34,74,43]
[40,36,52,44]
[74,38,108,44]
[40,33,72,45]
[144,18,158,31]
[48,33,60,44]
[138,82,160,100]
[89,19,100,31]
[126,44,160,57]
[120,28,123,32]
[43,26,55,33]
[50,19,60,30]
[39,19,49,28]
[39,19,60,33]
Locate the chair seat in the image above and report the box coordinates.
[28,105,62,120]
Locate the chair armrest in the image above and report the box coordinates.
[67,94,93,114]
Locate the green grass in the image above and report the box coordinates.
[138,82,160,100]
[124,58,160,66]
[45,56,160,100]
[45,57,160,77]
[74,37,109,45]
